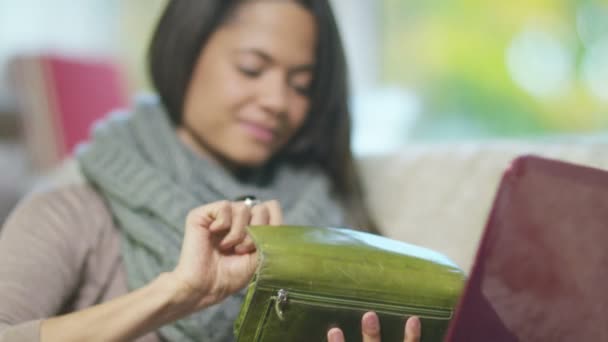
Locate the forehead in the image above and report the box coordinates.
[219,1,317,64]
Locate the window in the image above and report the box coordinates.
[334,0,608,154]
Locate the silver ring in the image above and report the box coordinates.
[241,196,261,208]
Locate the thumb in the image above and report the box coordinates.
[245,251,259,277]
[231,251,260,291]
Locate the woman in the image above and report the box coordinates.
[0,0,420,341]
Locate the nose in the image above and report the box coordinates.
[258,71,288,116]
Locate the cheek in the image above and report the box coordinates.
[288,97,310,131]
[192,60,249,118]
[220,72,252,109]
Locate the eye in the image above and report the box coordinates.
[291,83,311,97]
[289,74,312,97]
[238,66,262,78]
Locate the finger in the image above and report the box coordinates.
[362,311,381,342]
[264,200,283,225]
[250,204,270,226]
[219,202,250,250]
[404,316,421,342]
[234,235,256,254]
[186,201,231,231]
[327,327,345,342]
[208,202,233,232]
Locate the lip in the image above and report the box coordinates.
[239,120,278,143]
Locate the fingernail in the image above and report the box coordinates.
[363,312,380,333]
[327,328,343,342]
[410,316,420,329]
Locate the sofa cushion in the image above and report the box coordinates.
[358,140,608,273]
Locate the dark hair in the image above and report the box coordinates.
[148,0,378,233]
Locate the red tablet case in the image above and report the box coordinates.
[445,155,608,341]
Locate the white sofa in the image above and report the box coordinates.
[359,139,608,274]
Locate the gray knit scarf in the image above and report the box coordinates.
[76,95,345,341]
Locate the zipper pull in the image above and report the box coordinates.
[274,289,288,320]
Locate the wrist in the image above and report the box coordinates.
[153,272,201,318]
[156,271,216,316]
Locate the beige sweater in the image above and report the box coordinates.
[0,181,161,341]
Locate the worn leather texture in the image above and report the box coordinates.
[234,226,465,341]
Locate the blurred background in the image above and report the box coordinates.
[0,0,607,221]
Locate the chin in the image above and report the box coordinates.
[228,148,274,168]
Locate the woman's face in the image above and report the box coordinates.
[179,0,316,168]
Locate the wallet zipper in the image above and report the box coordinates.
[270,288,452,321]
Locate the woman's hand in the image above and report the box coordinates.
[327,312,421,342]
[39,199,283,341]
[170,199,283,312]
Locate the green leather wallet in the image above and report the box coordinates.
[234,226,465,341]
